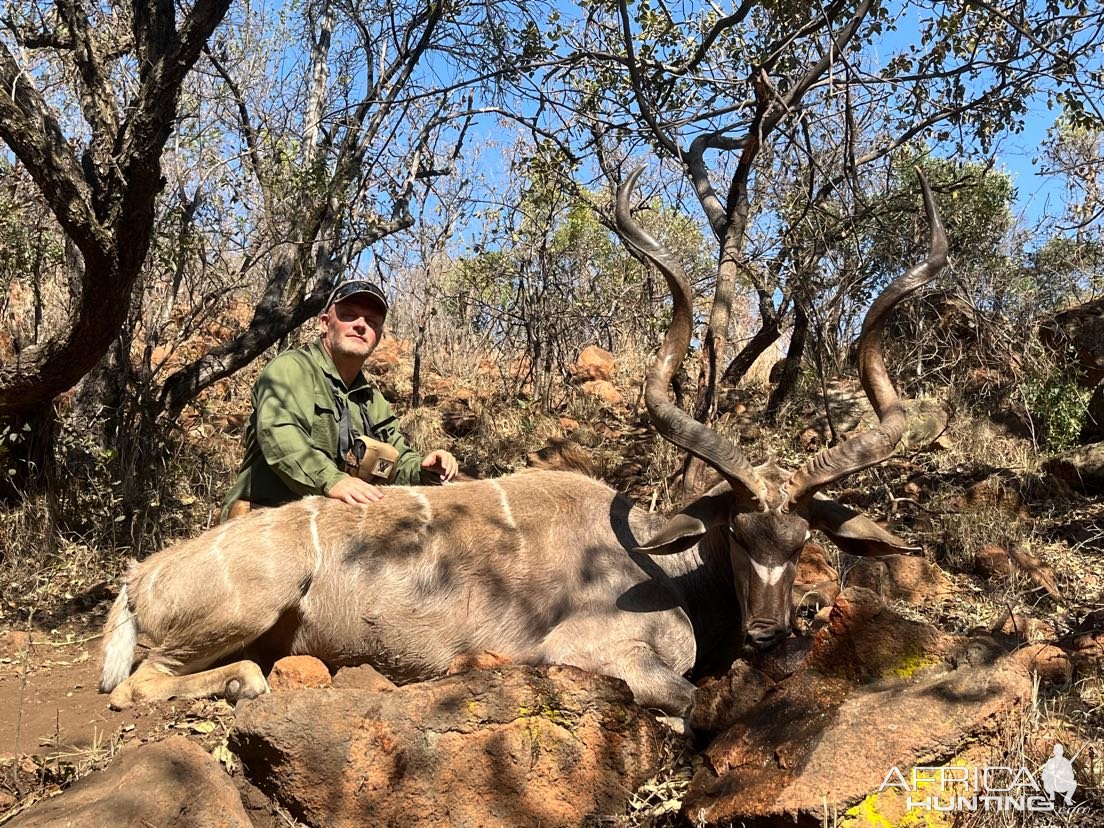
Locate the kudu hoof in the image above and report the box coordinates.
[224,667,269,702]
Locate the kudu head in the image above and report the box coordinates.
[615,167,948,649]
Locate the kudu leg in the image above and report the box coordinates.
[544,627,695,716]
[602,643,696,716]
[108,658,269,710]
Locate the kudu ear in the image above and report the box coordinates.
[804,495,919,557]
[636,493,731,556]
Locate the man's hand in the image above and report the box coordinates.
[327,475,385,504]
[421,450,459,482]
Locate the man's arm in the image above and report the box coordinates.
[253,353,348,497]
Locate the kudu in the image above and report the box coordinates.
[100,168,947,718]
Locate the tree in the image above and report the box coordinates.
[0,0,233,421]
[438,139,713,411]
[518,0,1104,426]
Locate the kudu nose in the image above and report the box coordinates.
[746,619,788,649]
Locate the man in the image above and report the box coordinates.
[221,280,458,520]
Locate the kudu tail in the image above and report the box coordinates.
[99,583,137,693]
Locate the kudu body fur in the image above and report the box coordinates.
[100,168,947,716]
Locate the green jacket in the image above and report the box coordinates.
[221,340,422,519]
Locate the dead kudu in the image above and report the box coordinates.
[100,168,947,719]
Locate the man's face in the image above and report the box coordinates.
[320,296,386,364]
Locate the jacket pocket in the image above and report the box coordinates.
[311,395,341,461]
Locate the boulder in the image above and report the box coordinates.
[691,662,775,734]
[332,664,397,692]
[974,544,1013,579]
[792,543,839,610]
[683,589,1033,826]
[231,665,668,828]
[801,382,949,452]
[1058,610,1104,673]
[1039,297,1104,387]
[8,736,250,828]
[571,345,616,382]
[268,655,332,691]
[1013,643,1072,686]
[1043,442,1104,495]
[843,554,952,605]
[579,380,622,406]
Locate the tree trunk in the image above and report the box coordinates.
[718,310,787,392]
[766,304,808,422]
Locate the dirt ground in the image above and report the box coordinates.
[0,629,146,759]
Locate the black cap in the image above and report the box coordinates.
[325,280,389,315]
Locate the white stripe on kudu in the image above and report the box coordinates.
[750,559,788,587]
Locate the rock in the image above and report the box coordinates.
[750,636,815,682]
[447,650,512,674]
[997,613,1055,642]
[1061,631,1104,672]
[844,555,952,605]
[232,665,667,827]
[440,390,478,438]
[974,544,1012,579]
[894,399,951,452]
[363,337,407,376]
[683,589,1033,826]
[792,543,839,611]
[802,382,949,453]
[1007,545,1062,600]
[558,416,579,432]
[1043,442,1104,495]
[805,588,956,682]
[1039,297,1104,387]
[268,655,332,691]
[691,662,775,734]
[1013,643,1072,686]
[8,736,251,827]
[579,380,622,406]
[332,664,397,692]
[1058,610,1104,672]
[571,345,616,382]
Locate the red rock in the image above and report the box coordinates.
[446,650,512,674]
[691,662,775,733]
[8,736,251,827]
[683,591,1033,826]
[975,544,1012,579]
[1014,643,1072,686]
[268,655,331,691]
[331,664,396,692]
[571,345,615,382]
[232,665,666,828]
[844,554,951,604]
[579,380,622,406]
